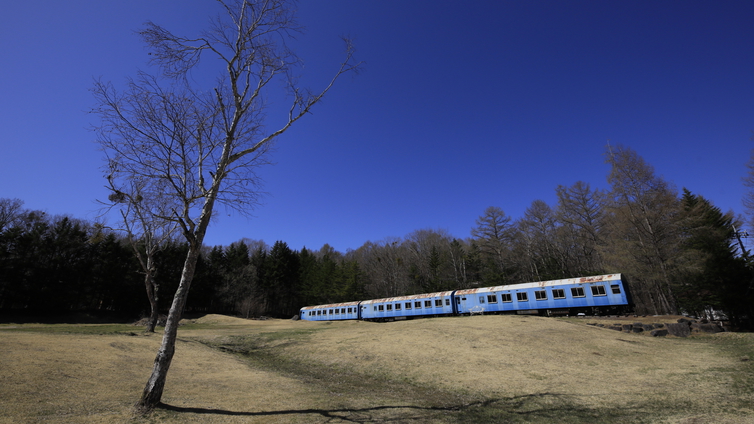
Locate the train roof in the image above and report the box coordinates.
[360,291,455,305]
[455,274,622,295]
[300,300,361,311]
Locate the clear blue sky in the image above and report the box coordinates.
[1,1,753,252]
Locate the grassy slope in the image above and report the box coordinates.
[0,315,752,423]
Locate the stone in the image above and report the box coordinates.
[699,323,724,333]
[650,329,669,337]
[666,323,691,337]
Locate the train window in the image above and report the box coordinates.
[456,298,461,304]
[516,292,528,302]
[378,305,384,311]
[347,307,352,313]
[415,301,422,309]
[591,285,606,296]
[435,299,442,307]
[501,293,512,302]
[342,308,346,314]
[386,304,392,311]
[406,302,412,309]
[553,289,565,299]
[395,303,401,310]
[374,306,377,311]
[611,284,621,294]
[571,287,585,297]
[445,299,450,306]
[535,290,547,300]
[425,300,432,308]
[335,309,340,314]
[487,295,498,303]
[479,296,485,304]
[317,310,321,315]
[329,309,334,315]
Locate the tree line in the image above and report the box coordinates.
[1,145,752,328]
[0,206,364,320]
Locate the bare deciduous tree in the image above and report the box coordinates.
[92,0,358,412]
[0,198,25,232]
[603,144,680,315]
[555,181,607,274]
[106,179,177,332]
[743,139,754,232]
[355,238,411,298]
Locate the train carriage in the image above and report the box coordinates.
[299,274,630,322]
[300,301,361,321]
[360,291,456,321]
[455,274,629,316]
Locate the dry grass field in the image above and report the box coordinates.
[1,314,752,423]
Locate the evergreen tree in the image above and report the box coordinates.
[677,189,752,327]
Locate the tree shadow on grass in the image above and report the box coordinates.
[158,392,629,423]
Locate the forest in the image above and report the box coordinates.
[1,145,752,329]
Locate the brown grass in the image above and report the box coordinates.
[1,315,752,423]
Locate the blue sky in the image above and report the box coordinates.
[1,1,753,252]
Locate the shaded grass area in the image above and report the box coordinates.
[151,393,653,424]
[0,322,142,335]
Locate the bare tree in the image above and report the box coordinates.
[743,140,754,232]
[106,179,177,332]
[555,181,607,274]
[355,238,411,298]
[512,199,562,282]
[92,0,358,412]
[603,144,680,315]
[0,198,25,232]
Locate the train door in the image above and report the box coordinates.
[450,290,459,315]
[456,294,468,314]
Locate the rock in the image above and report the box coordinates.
[622,324,633,332]
[641,324,654,332]
[632,326,644,333]
[666,323,691,337]
[650,329,669,337]
[652,323,665,328]
[699,323,724,333]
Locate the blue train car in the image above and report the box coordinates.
[360,291,456,321]
[455,274,629,316]
[300,301,361,321]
